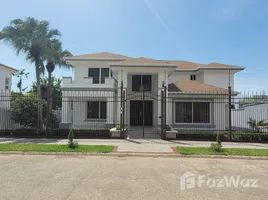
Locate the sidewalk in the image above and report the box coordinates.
[1,138,268,153]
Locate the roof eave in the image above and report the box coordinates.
[64,57,127,61]
[175,67,245,72]
[0,63,18,72]
[109,63,178,68]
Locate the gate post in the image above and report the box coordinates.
[228,86,232,140]
[122,89,126,138]
[161,90,164,139]
[161,85,166,140]
[120,81,124,139]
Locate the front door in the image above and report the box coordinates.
[130,100,153,126]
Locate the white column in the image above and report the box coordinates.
[107,97,114,124]
[158,72,164,125]
[61,96,70,123]
[164,68,171,124]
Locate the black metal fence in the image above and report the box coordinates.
[0,90,268,142]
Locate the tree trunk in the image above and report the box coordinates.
[35,60,43,131]
[46,71,53,135]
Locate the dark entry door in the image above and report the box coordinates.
[130,100,153,126]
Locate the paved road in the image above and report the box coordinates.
[0,155,267,200]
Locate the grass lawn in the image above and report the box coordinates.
[177,147,268,156]
[0,144,114,153]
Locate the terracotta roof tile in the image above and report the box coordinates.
[64,52,244,70]
[109,57,177,66]
[65,52,130,60]
[168,80,231,94]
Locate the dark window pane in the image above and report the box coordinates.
[88,68,99,77]
[193,102,210,123]
[142,75,152,91]
[92,77,100,84]
[190,75,196,80]
[87,101,99,119]
[100,102,107,119]
[88,68,100,84]
[132,75,141,91]
[100,68,109,84]
[101,68,109,77]
[175,102,192,123]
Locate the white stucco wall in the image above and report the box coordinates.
[203,70,234,89]
[0,67,13,110]
[232,103,268,131]
[0,67,13,92]
[168,71,205,84]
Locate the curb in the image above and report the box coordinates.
[0,151,268,160]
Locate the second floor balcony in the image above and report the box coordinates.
[62,77,117,89]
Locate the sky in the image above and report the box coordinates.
[0,0,267,93]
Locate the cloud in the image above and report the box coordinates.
[143,0,171,33]
[217,0,253,20]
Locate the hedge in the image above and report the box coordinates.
[0,129,111,138]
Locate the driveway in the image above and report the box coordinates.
[0,155,267,200]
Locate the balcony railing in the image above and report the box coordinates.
[62,77,117,89]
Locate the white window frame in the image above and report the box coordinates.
[174,100,211,125]
[88,68,110,84]
[5,77,10,90]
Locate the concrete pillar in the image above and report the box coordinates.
[158,73,164,125]
[107,97,114,125]
[61,96,70,123]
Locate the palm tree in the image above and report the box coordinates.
[44,39,72,133]
[0,17,61,130]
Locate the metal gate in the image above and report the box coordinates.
[119,82,167,139]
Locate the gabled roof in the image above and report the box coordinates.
[0,63,18,72]
[109,57,178,67]
[168,80,231,94]
[64,52,244,71]
[65,52,130,60]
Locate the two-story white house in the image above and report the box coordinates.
[61,52,244,136]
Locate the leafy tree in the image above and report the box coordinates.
[0,17,61,130]
[13,69,29,94]
[43,39,72,132]
[29,77,62,109]
[12,94,60,129]
[12,95,46,128]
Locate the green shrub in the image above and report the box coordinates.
[68,129,78,149]
[210,133,222,152]
[166,125,172,131]
[11,95,47,128]
[115,125,120,130]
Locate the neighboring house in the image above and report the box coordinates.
[0,63,17,129]
[232,101,268,132]
[0,63,17,108]
[60,52,244,133]
[0,63,16,93]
